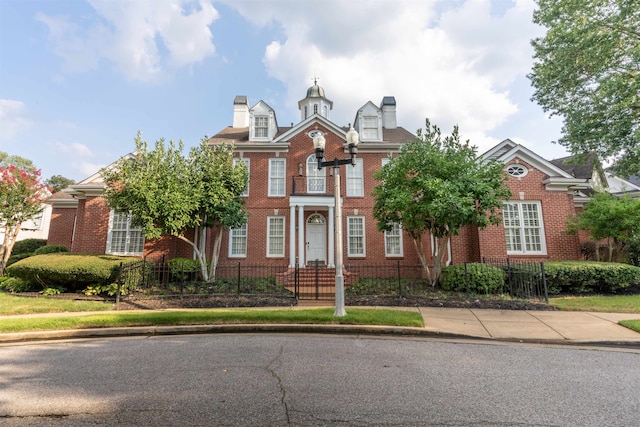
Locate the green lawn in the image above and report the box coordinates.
[619,319,640,333]
[549,295,640,313]
[0,292,114,315]
[0,307,423,333]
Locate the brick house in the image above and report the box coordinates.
[47,82,619,271]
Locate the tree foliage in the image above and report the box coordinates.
[0,164,49,275]
[566,191,640,261]
[528,0,640,177]
[101,133,248,282]
[45,175,75,193]
[373,119,511,285]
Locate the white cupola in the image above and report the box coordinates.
[298,78,333,121]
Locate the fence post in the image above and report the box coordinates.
[506,258,512,295]
[142,257,147,288]
[237,261,241,295]
[116,262,123,305]
[315,259,319,300]
[464,262,469,297]
[397,260,402,297]
[540,262,549,303]
[295,257,299,298]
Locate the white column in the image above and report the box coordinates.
[298,205,305,266]
[289,205,296,268]
[328,205,335,267]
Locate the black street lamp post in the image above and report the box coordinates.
[312,127,359,317]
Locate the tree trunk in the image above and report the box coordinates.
[208,227,223,283]
[0,223,21,276]
[176,235,209,282]
[412,238,431,281]
[431,235,449,287]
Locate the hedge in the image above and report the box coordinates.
[11,239,47,255]
[6,254,144,292]
[441,263,504,294]
[544,261,640,294]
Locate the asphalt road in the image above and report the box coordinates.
[1,334,638,426]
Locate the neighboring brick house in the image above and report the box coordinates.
[47,83,623,269]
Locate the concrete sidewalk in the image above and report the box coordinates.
[418,307,640,344]
[1,307,639,346]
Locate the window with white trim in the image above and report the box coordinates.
[267,216,285,257]
[254,116,269,138]
[347,216,366,256]
[269,158,286,196]
[362,116,379,140]
[233,157,250,197]
[306,155,325,193]
[106,210,144,255]
[346,158,363,196]
[384,222,403,256]
[229,223,248,257]
[503,201,547,254]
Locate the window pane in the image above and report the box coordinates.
[348,217,365,255]
[268,217,284,256]
[255,116,268,138]
[108,211,144,255]
[346,159,363,196]
[269,159,285,196]
[307,155,325,193]
[230,224,247,256]
[503,202,545,254]
[385,223,402,256]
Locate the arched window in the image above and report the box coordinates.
[306,154,326,193]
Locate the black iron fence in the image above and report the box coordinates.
[116,257,548,302]
[116,259,294,302]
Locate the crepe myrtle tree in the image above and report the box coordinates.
[373,119,511,285]
[0,164,50,275]
[102,133,248,283]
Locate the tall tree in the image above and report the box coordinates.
[101,133,248,282]
[0,164,49,275]
[528,0,640,177]
[0,152,34,169]
[566,191,640,261]
[45,175,75,193]
[373,119,511,285]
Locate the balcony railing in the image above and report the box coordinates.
[291,176,336,196]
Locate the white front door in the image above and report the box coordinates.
[306,214,326,263]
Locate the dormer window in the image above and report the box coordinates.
[362,116,379,140]
[255,116,269,138]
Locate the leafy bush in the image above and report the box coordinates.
[84,283,120,297]
[6,253,32,268]
[11,239,47,255]
[34,245,69,255]
[167,257,201,282]
[441,263,504,294]
[0,277,32,292]
[544,261,640,294]
[6,254,144,292]
[41,286,66,296]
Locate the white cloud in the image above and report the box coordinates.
[77,161,106,178]
[224,0,540,146]
[0,99,32,139]
[37,0,219,82]
[55,142,95,158]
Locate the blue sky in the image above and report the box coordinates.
[0,0,566,183]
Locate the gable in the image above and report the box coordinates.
[354,101,383,142]
[249,100,278,141]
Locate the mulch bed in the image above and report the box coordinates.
[112,294,554,311]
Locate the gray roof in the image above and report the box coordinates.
[550,152,598,179]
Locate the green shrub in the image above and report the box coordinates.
[6,254,144,292]
[34,245,69,255]
[6,253,32,268]
[41,286,66,296]
[11,239,47,255]
[544,261,640,294]
[167,257,201,282]
[441,263,504,294]
[0,277,32,293]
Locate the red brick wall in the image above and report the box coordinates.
[47,207,76,250]
[476,158,581,261]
